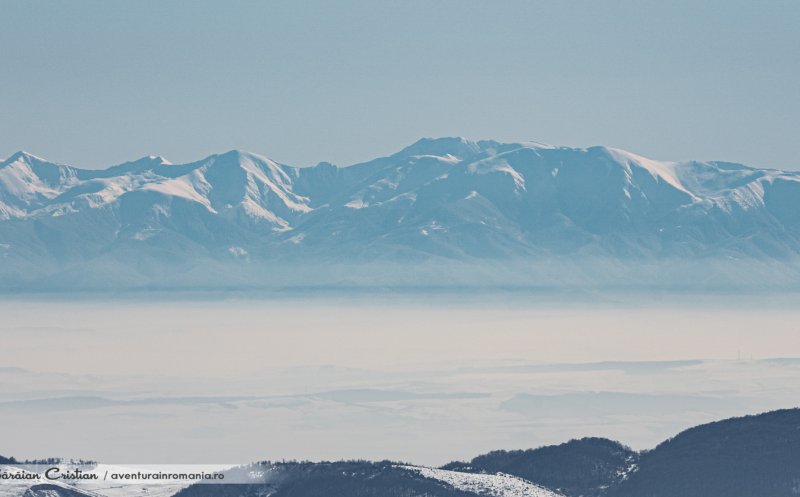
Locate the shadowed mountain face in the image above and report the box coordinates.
[2,138,800,291]
[606,408,800,497]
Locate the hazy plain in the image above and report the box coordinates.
[1,294,799,466]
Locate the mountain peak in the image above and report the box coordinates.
[123,154,171,167]
[214,149,277,165]
[396,137,483,159]
[144,154,171,165]
[5,150,47,164]
[106,155,173,174]
[219,149,248,157]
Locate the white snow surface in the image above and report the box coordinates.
[400,465,565,497]
[604,147,695,198]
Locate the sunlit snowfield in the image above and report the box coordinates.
[1,295,799,466]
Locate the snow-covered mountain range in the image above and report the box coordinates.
[2,138,800,291]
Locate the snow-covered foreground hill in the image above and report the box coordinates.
[2,137,800,290]
[0,462,565,497]
[3,408,800,497]
[401,465,564,497]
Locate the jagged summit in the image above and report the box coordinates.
[3,150,53,165]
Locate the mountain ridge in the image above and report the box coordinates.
[2,138,800,291]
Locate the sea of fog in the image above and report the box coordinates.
[1,294,799,466]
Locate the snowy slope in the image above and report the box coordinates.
[0,462,564,497]
[400,465,565,497]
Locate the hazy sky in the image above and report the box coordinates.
[1,0,798,169]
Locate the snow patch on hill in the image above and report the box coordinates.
[400,465,565,497]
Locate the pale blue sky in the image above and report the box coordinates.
[1,0,798,169]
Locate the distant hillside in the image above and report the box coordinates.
[608,408,800,497]
[443,437,637,497]
[171,460,560,497]
[450,409,800,497]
